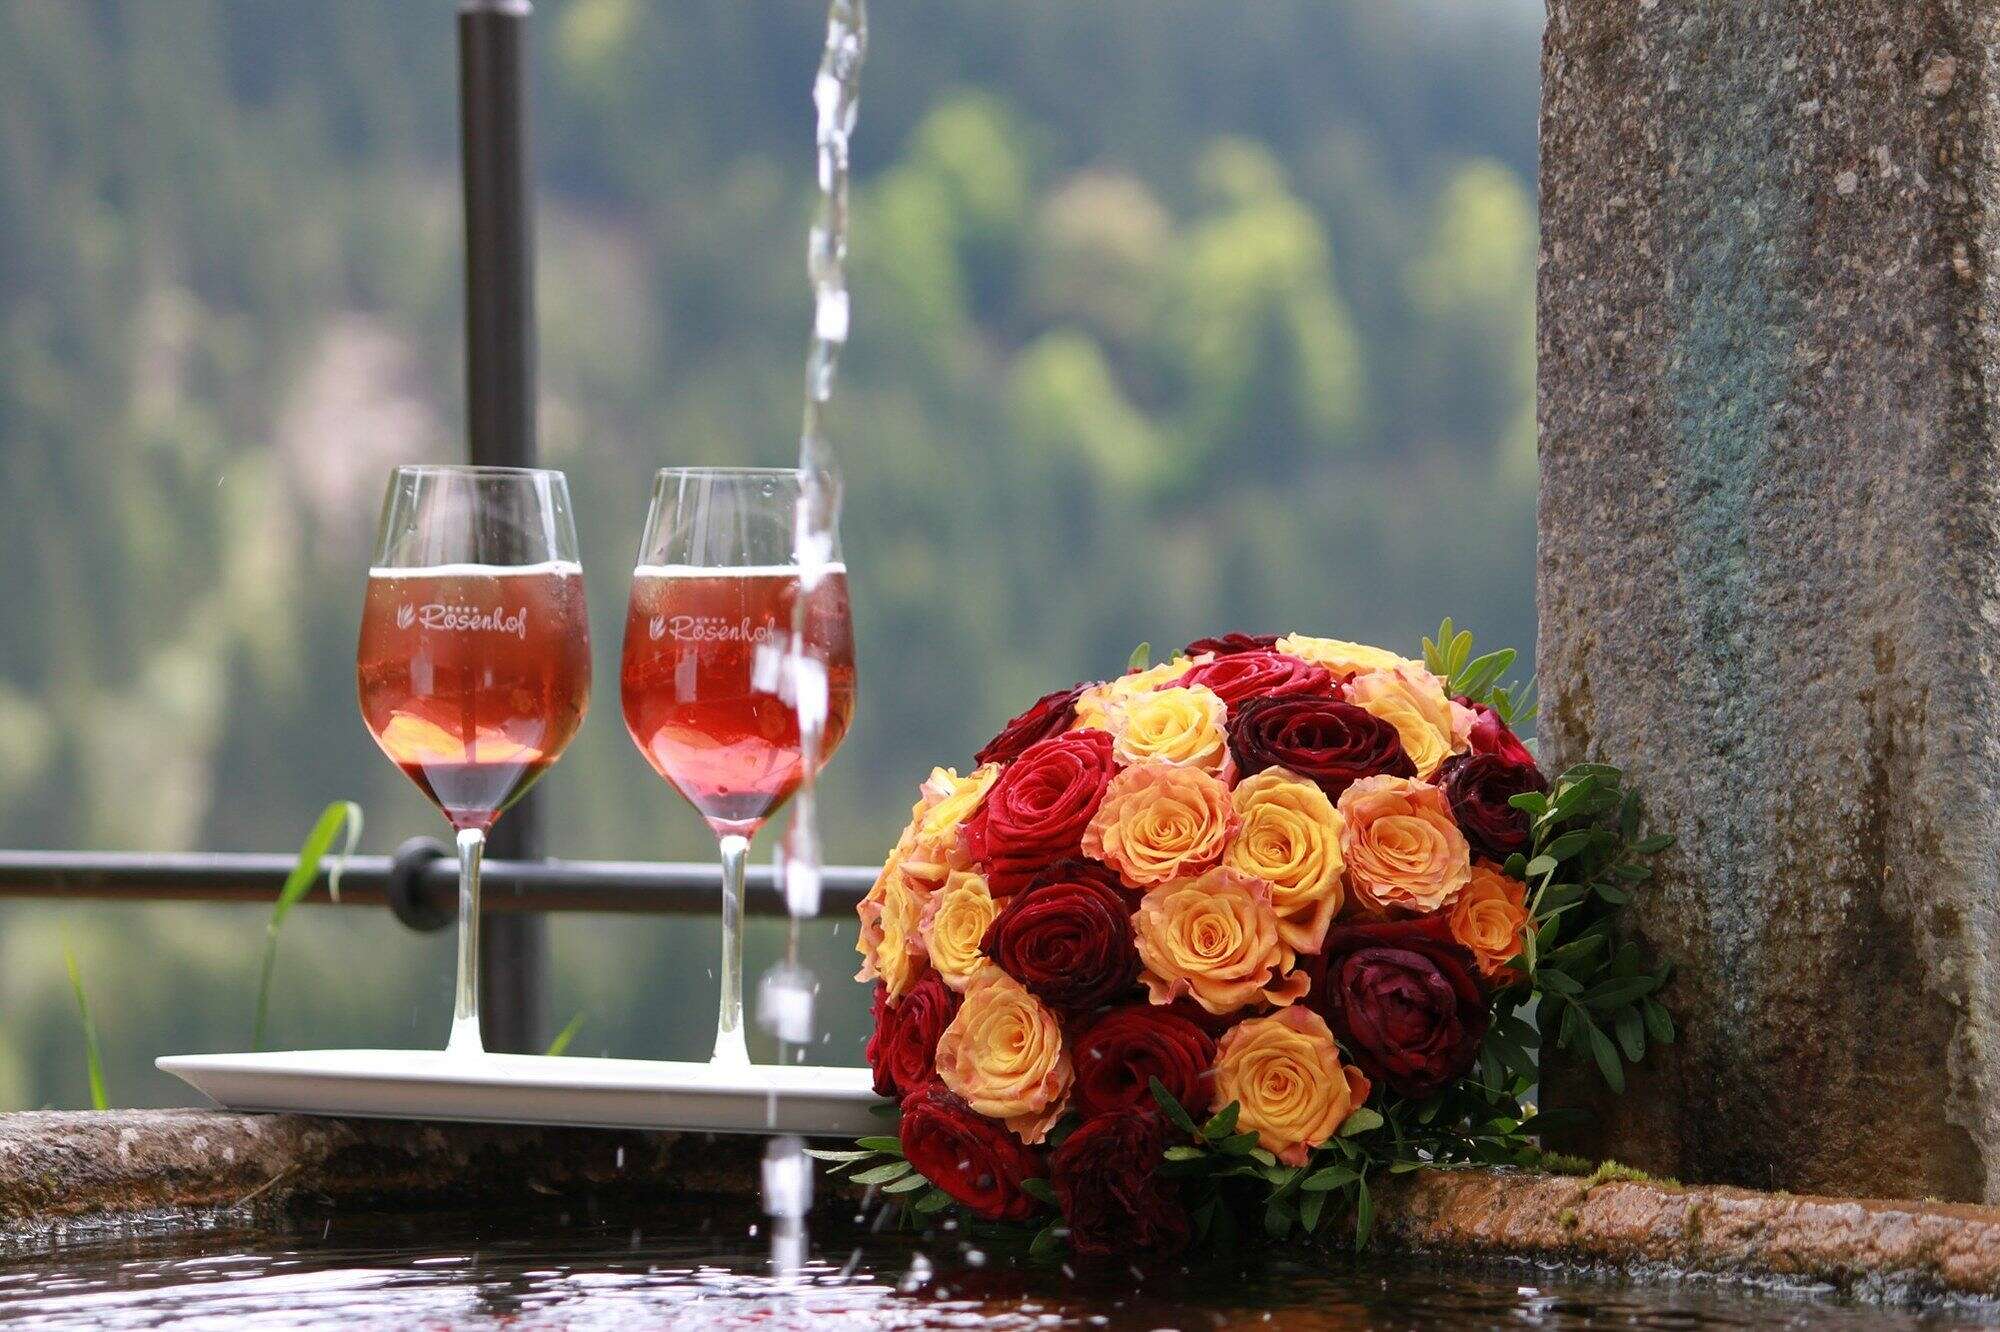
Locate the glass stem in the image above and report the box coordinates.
[447,826,485,1057]
[712,833,752,1066]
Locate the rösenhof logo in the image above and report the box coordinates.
[408,602,530,639]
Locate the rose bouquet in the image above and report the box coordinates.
[826,624,1672,1259]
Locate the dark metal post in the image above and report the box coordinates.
[458,0,544,1053]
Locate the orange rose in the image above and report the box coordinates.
[1226,768,1346,953]
[920,868,1000,991]
[854,842,947,1001]
[1346,663,1463,780]
[935,965,1074,1144]
[1083,764,1236,888]
[1449,861,1530,979]
[1338,774,1471,915]
[1108,685,1231,775]
[1132,866,1309,1015]
[1210,1007,1372,1165]
[1072,657,1196,731]
[911,764,1001,857]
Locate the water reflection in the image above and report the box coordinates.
[0,1197,1991,1330]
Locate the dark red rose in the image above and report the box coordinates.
[1438,753,1548,861]
[1071,1003,1216,1117]
[975,683,1091,766]
[1306,914,1489,1099]
[1454,696,1538,769]
[1227,695,1414,798]
[1178,650,1333,707]
[1050,1110,1189,1258]
[1182,632,1281,657]
[864,976,959,1101]
[962,729,1119,893]
[984,862,1140,1014]
[899,1082,1044,1222]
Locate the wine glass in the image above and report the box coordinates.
[356,465,592,1057]
[620,467,857,1066]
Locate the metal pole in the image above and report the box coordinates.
[458,0,544,1053]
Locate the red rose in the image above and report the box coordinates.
[1050,1110,1189,1258]
[1455,696,1537,769]
[899,1082,1044,1222]
[864,976,959,1101]
[1178,650,1333,707]
[1226,696,1414,798]
[1071,1003,1216,1117]
[975,683,1090,766]
[1306,914,1489,1099]
[962,729,1119,893]
[1182,632,1281,658]
[983,862,1140,1014]
[1437,753,1548,862]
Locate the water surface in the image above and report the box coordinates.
[0,1197,1992,1330]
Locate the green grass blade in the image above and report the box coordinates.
[64,944,107,1110]
[545,1011,587,1057]
[254,801,363,1051]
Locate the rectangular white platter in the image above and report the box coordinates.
[157,1049,883,1137]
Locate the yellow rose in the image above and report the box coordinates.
[1211,1007,1372,1165]
[1226,768,1347,953]
[935,965,1073,1144]
[1072,657,1196,731]
[920,868,999,991]
[1338,774,1472,914]
[1274,635,1413,680]
[1083,763,1236,888]
[853,846,941,1001]
[911,763,1000,857]
[1347,663,1462,779]
[1108,684,1231,774]
[1132,866,1309,1015]
[1450,861,1530,979]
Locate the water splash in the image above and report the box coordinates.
[758,0,868,1274]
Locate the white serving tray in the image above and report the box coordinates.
[157,1049,882,1137]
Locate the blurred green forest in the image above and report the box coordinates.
[0,0,1541,1106]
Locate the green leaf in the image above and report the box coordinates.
[1635,834,1676,854]
[254,800,363,1051]
[1127,641,1152,673]
[855,1135,905,1156]
[1509,792,1550,817]
[853,1160,914,1186]
[64,943,107,1111]
[1354,1175,1375,1249]
[913,1190,953,1214]
[804,1148,874,1162]
[1525,855,1558,880]
[543,1010,587,1057]
[1643,998,1676,1045]
[1615,1006,1646,1063]
[1302,1165,1358,1193]
[1150,1076,1200,1136]
[1300,1187,1328,1234]
[1019,1177,1057,1205]
[1163,1145,1206,1162]
[1584,976,1662,1009]
[1263,1202,1293,1240]
[1542,829,1604,863]
[1218,1130,1262,1155]
[1585,1019,1626,1093]
[881,1172,930,1194]
[1537,968,1582,996]
[1339,1107,1384,1137]
[1202,1102,1240,1140]
[1028,1221,1066,1263]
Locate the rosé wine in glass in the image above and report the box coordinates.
[358,560,592,831]
[620,564,855,837]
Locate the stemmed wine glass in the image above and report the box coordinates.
[356,465,592,1057]
[620,467,857,1066]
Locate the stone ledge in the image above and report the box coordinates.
[0,1110,765,1236]
[1374,1167,2000,1300]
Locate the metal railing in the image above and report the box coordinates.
[0,848,874,924]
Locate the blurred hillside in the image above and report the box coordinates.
[0,0,1542,1106]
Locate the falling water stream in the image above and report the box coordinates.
[755,0,869,1277]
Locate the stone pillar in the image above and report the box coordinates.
[1537,0,2000,1199]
